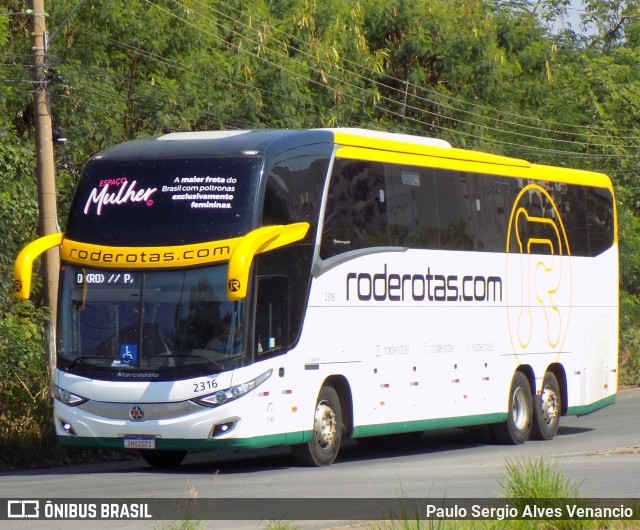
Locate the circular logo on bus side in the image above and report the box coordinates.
[505,184,572,359]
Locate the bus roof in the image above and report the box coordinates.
[88,128,611,190]
[327,128,531,168]
[89,128,508,165]
[90,129,335,161]
[325,128,612,190]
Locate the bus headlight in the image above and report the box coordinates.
[53,385,88,406]
[193,369,272,408]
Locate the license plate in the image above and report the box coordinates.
[124,436,156,449]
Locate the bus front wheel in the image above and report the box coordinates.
[291,385,342,466]
[531,372,561,440]
[491,371,532,445]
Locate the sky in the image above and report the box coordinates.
[551,0,596,36]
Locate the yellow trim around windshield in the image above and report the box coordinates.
[59,222,310,300]
[14,232,64,300]
[227,222,310,300]
[61,237,240,269]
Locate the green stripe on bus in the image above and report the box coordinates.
[352,412,507,438]
[566,394,616,416]
[58,431,312,451]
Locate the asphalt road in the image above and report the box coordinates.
[2,387,639,529]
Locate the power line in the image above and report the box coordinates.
[205,0,640,138]
[155,0,640,152]
[42,0,640,165]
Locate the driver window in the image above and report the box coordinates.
[254,276,289,357]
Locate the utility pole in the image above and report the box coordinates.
[28,0,59,379]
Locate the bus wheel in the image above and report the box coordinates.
[291,385,342,466]
[491,371,532,445]
[531,372,561,440]
[140,450,187,468]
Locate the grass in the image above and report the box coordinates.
[264,522,300,530]
[363,456,640,530]
[155,481,206,530]
[498,457,587,530]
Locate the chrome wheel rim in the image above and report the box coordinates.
[540,385,559,426]
[512,386,530,430]
[314,400,337,448]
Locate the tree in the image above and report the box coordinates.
[2,0,640,467]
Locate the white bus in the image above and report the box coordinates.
[15,128,618,467]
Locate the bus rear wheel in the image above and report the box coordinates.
[531,372,561,440]
[140,449,187,468]
[291,385,342,466]
[491,371,532,445]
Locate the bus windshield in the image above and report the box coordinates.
[57,264,245,381]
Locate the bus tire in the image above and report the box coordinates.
[531,372,561,440]
[140,449,187,468]
[291,385,342,466]
[491,371,532,445]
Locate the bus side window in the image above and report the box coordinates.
[320,159,388,259]
[386,165,438,248]
[386,165,484,251]
[482,176,517,253]
[254,276,289,357]
[433,169,476,251]
[556,184,589,256]
[262,154,328,232]
[586,186,615,256]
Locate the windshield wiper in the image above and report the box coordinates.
[66,356,110,370]
[186,354,224,371]
[144,352,225,372]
